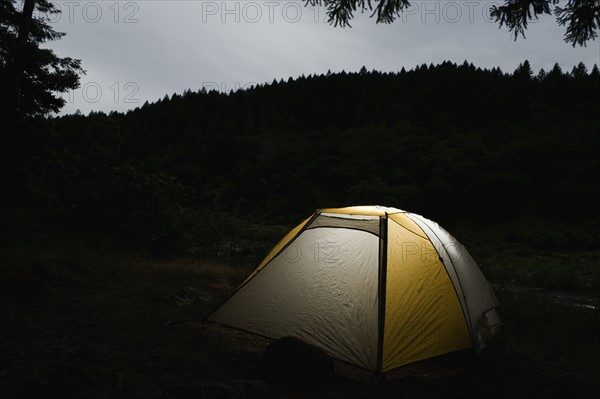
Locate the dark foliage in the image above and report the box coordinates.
[119,61,599,222]
[0,0,83,215]
[19,60,600,254]
[305,0,600,46]
[0,0,83,120]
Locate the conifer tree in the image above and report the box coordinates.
[514,60,534,80]
[0,0,83,121]
[571,61,589,77]
[305,0,599,46]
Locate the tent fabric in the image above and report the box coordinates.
[208,226,381,370]
[382,217,472,371]
[405,213,502,352]
[207,206,502,374]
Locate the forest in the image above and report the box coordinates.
[7,60,598,257]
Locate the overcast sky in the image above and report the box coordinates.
[44,0,600,115]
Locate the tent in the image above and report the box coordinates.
[207,206,502,374]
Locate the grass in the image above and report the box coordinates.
[477,251,600,291]
[0,221,254,398]
[452,219,600,292]
[494,288,600,359]
[1,212,599,398]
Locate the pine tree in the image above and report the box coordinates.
[548,63,564,78]
[537,68,547,81]
[0,0,83,121]
[571,61,588,78]
[514,60,534,80]
[305,1,599,46]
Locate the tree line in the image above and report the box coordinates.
[13,60,594,256]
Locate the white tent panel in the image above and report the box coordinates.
[209,227,381,370]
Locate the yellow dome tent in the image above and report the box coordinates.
[207,206,502,375]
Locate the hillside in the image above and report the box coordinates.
[25,60,599,256]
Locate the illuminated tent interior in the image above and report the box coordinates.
[207,206,502,374]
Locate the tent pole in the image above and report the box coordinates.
[374,213,388,381]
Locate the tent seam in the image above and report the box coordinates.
[388,217,429,240]
[375,213,388,379]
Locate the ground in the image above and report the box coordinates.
[1,226,599,399]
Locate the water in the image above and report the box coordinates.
[494,284,600,310]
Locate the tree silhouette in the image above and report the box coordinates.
[514,59,534,80]
[491,0,600,46]
[0,0,84,121]
[305,0,599,46]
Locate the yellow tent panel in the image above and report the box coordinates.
[383,218,471,371]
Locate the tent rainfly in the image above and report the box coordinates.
[207,206,503,374]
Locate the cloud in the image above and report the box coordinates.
[45,1,599,115]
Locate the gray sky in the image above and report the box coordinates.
[44,1,600,115]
